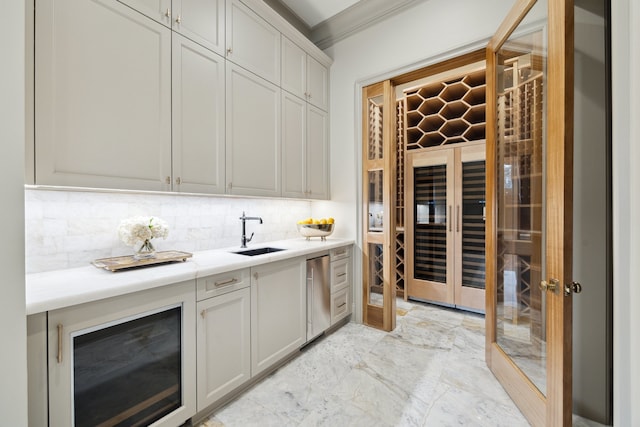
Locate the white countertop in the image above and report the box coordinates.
[26,238,354,315]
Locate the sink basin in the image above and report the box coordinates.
[233,247,285,256]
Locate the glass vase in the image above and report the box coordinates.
[134,239,156,260]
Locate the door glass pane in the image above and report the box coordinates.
[462,160,486,289]
[367,95,384,160]
[368,170,384,232]
[495,3,548,395]
[368,243,384,306]
[414,164,447,283]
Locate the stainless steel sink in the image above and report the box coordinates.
[233,247,285,256]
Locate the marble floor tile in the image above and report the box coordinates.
[199,299,609,426]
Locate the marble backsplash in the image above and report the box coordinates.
[25,188,311,274]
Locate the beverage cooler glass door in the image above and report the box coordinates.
[47,280,196,427]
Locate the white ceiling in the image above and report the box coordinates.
[278,0,360,28]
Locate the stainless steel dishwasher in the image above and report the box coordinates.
[306,254,330,342]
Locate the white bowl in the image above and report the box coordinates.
[297,223,334,240]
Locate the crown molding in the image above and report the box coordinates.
[310,0,429,50]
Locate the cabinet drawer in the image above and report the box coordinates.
[330,246,351,261]
[197,268,250,300]
[330,258,350,292]
[331,287,351,325]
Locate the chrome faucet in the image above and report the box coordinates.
[239,211,263,248]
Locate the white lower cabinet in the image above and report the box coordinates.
[330,246,353,325]
[251,257,306,376]
[196,286,251,410]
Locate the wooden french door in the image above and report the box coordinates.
[362,81,396,331]
[486,0,577,426]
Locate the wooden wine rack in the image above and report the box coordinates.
[404,69,486,149]
[496,60,544,332]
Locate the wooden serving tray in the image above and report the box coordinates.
[92,251,193,272]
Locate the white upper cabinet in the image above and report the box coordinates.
[306,55,329,111]
[281,36,328,111]
[117,0,171,25]
[281,36,306,100]
[173,0,225,56]
[281,91,306,198]
[306,105,329,199]
[226,63,281,197]
[281,93,329,199]
[120,0,225,55]
[225,0,280,85]
[172,35,226,195]
[36,0,172,191]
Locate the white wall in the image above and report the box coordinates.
[612,0,640,425]
[0,1,28,424]
[25,189,311,273]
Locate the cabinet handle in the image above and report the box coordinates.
[165,176,171,185]
[228,182,233,190]
[226,47,233,56]
[456,205,460,233]
[448,205,452,232]
[165,8,171,18]
[201,310,206,319]
[175,14,181,24]
[253,272,258,280]
[214,277,238,287]
[175,177,181,185]
[57,324,63,364]
[337,272,347,277]
[337,302,346,308]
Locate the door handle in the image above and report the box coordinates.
[564,281,583,296]
[456,205,460,232]
[539,278,559,293]
[448,205,452,232]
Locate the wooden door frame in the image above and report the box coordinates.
[485,0,574,425]
[361,80,397,331]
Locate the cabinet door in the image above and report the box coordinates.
[331,286,351,325]
[406,148,456,304]
[225,0,280,85]
[281,36,306,100]
[454,144,486,312]
[306,56,329,111]
[47,281,196,427]
[174,0,225,56]
[36,0,171,191]
[196,287,251,410]
[226,63,281,197]
[172,35,226,195]
[251,258,306,376]
[306,105,329,199]
[118,0,171,26]
[281,91,306,198]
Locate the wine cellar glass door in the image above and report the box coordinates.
[362,80,396,331]
[485,0,576,425]
[406,143,486,312]
[406,149,455,305]
[454,145,486,311]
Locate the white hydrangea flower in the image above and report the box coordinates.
[118,216,169,247]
